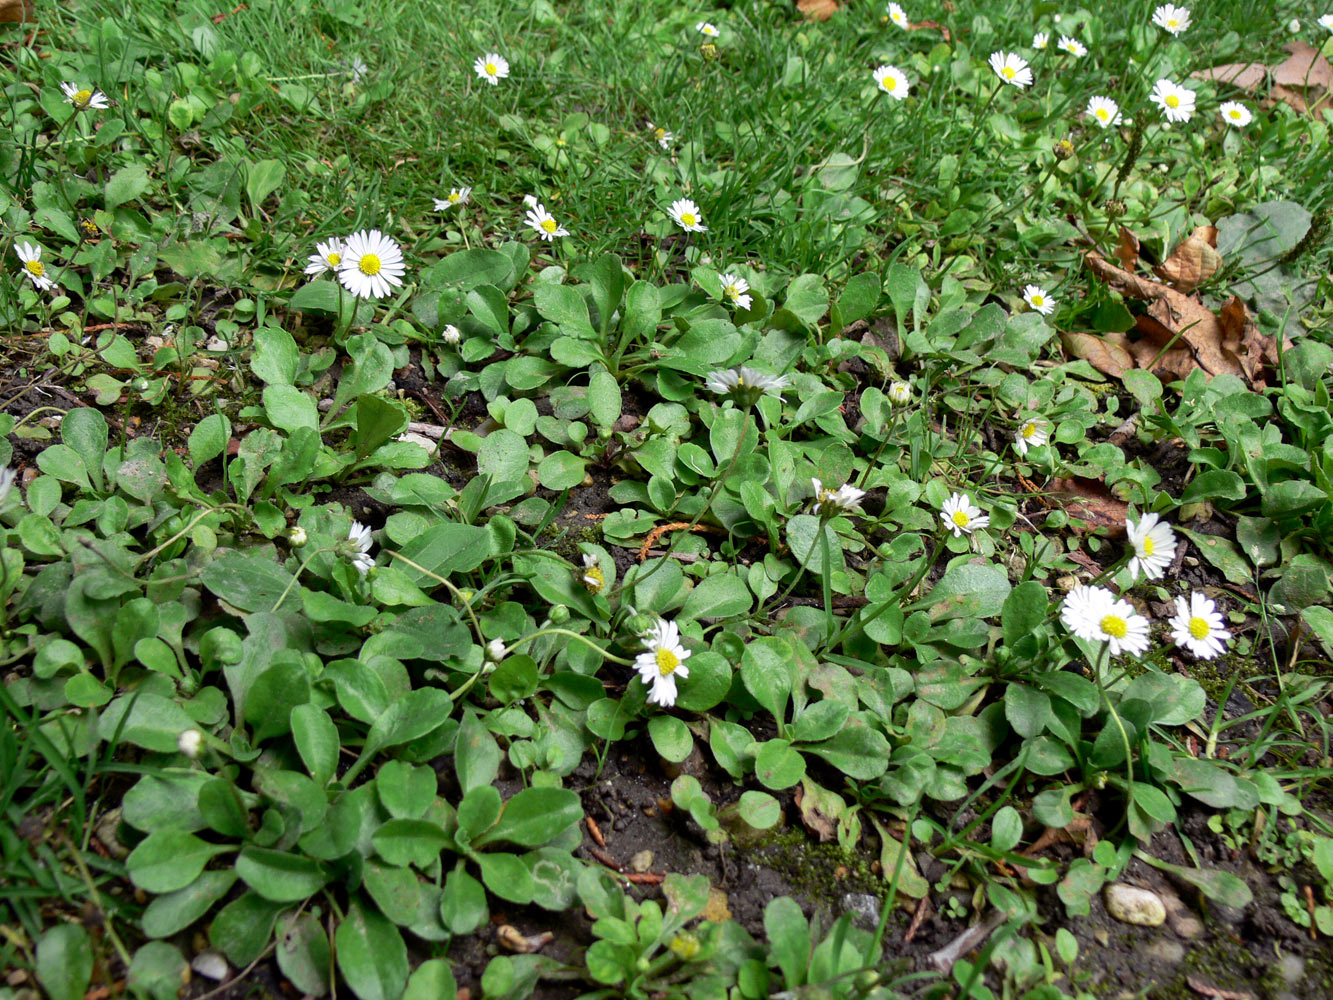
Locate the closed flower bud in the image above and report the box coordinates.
[550,604,571,624]
[178,729,203,758]
[288,526,308,547]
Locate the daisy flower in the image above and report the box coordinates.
[811,478,866,516]
[304,237,344,277]
[337,229,406,299]
[989,51,1033,89]
[647,122,674,149]
[1057,35,1086,57]
[1022,284,1055,315]
[1032,31,1049,49]
[442,324,461,345]
[346,521,375,575]
[1218,102,1252,127]
[719,273,753,310]
[1321,13,1333,31]
[887,2,908,28]
[669,198,707,232]
[1060,585,1152,656]
[1152,3,1191,35]
[178,729,203,758]
[433,187,472,210]
[888,381,912,405]
[873,65,910,99]
[581,553,605,594]
[1168,592,1231,660]
[940,492,989,537]
[346,57,369,83]
[1014,417,1049,456]
[15,242,55,292]
[473,53,509,85]
[60,82,109,110]
[1125,511,1177,580]
[1149,79,1195,123]
[696,21,720,36]
[705,366,789,396]
[1086,96,1122,128]
[524,202,569,241]
[634,619,691,707]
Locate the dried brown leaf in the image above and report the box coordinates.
[0,0,34,21]
[1060,331,1133,378]
[1115,227,1141,271]
[793,784,837,843]
[1272,41,1333,90]
[797,0,839,20]
[1049,478,1129,535]
[1190,62,1267,91]
[1154,225,1221,292]
[909,19,952,41]
[1130,315,1198,380]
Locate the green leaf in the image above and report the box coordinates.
[290,704,340,785]
[210,892,284,966]
[1303,605,1333,655]
[62,407,108,491]
[801,719,891,780]
[477,428,530,484]
[765,896,811,991]
[836,272,880,326]
[456,785,503,843]
[440,865,488,934]
[127,830,232,893]
[478,852,535,904]
[376,759,437,820]
[246,158,286,211]
[395,521,493,585]
[359,688,454,768]
[404,960,457,1000]
[754,739,806,790]
[1181,469,1247,505]
[534,283,594,337]
[538,450,586,490]
[1177,528,1256,587]
[36,925,94,1000]
[142,870,238,939]
[288,282,344,316]
[201,551,296,613]
[920,562,1011,620]
[679,571,752,621]
[1134,851,1253,908]
[455,707,502,794]
[275,911,331,996]
[251,327,299,384]
[128,942,187,1000]
[335,903,409,1000]
[105,164,150,210]
[327,335,395,422]
[420,248,515,291]
[235,846,328,902]
[354,395,409,460]
[588,370,622,428]
[738,790,781,829]
[1001,581,1048,647]
[474,787,582,848]
[648,715,693,762]
[785,514,846,579]
[99,693,198,753]
[1004,684,1052,739]
[741,637,794,725]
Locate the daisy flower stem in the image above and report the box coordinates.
[269,546,340,613]
[819,528,834,643]
[506,627,636,667]
[1089,642,1136,814]
[385,550,490,668]
[956,82,1004,173]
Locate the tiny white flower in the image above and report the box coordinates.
[304,237,344,277]
[1057,35,1086,57]
[474,53,509,85]
[705,366,789,396]
[633,619,691,707]
[15,242,55,292]
[442,324,461,345]
[1125,511,1177,580]
[347,520,375,575]
[719,272,753,310]
[887,2,908,28]
[178,729,203,758]
[940,492,989,537]
[811,478,866,516]
[1218,102,1252,127]
[524,202,569,241]
[581,552,605,594]
[522,194,540,208]
[669,197,707,232]
[1149,78,1195,123]
[873,64,910,99]
[1288,18,1302,33]
[1169,592,1231,659]
[1060,585,1152,657]
[989,51,1033,89]
[1022,284,1055,315]
[1032,31,1049,49]
[337,229,406,299]
[696,21,720,36]
[61,82,109,110]
[888,381,911,406]
[1013,417,1048,456]
[487,638,507,662]
[1152,3,1191,35]
[647,121,674,149]
[346,57,369,82]
[288,526,308,547]
[433,187,472,211]
[1320,13,1333,32]
[0,466,15,507]
[1086,96,1122,128]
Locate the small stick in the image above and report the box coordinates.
[1185,976,1253,1000]
[926,910,1007,975]
[1305,885,1318,941]
[903,896,931,944]
[625,872,666,885]
[585,816,607,848]
[587,845,622,871]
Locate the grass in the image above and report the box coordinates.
[2,0,1333,998]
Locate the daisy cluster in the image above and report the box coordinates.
[304,230,407,300]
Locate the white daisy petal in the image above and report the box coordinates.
[1149,78,1195,123]
[1014,417,1048,456]
[1125,511,1177,581]
[989,51,1033,89]
[1152,3,1191,36]
[873,65,910,99]
[1022,284,1055,315]
[337,229,406,299]
[473,53,509,85]
[524,202,570,241]
[633,618,691,707]
[1061,585,1151,657]
[669,197,707,232]
[940,492,989,537]
[15,242,56,292]
[1169,592,1231,659]
[305,237,345,276]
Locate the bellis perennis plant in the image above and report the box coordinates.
[634,619,691,707]
[940,492,988,537]
[1061,585,1151,657]
[1125,511,1177,580]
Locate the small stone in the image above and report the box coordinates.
[1103,884,1167,927]
[1275,954,1305,984]
[840,893,881,931]
[1141,939,1185,965]
[701,887,731,923]
[191,951,229,982]
[629,850,654,873]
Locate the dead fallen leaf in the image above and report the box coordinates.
[1191,61,1267,91]
[0,0,34,21]
[1049,477,1129,535]
[1193,42,1333,115]
[909,19,951,41]
[1272,41,1333,90]
[1154,225,1221,292]
[797,0,839,20]
[1129,314,1198,380]
[793,783,836,843]
[1115,227,1141,271]
[1060,330,1133,379]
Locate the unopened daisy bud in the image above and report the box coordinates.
[178,729,203,758]
[888,381,912,406]
[625,612,655,637]
[549,604,571,624]
[669,932,701,961]
[442,324,461,345]
[487,638,507,663]
[288,526,308,547]
[1053,139,1075,160]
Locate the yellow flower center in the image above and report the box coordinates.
[1167,18,1179,27]
[724,283,739,299]
[681,212,697,227]
[1022,422,1038,439]
[1031,294,1044,306]
[541,217,558,233]
[73,89,92,106]
[1229,110,1241,120]
[584,566,604,592]
[485,62,498,75]
[1096,109,1109,121]
[1188,617,1210,640]
[951,510,970,528]
[655,128,666,140]
[358,253,381,276]
[1100,614,1128,639]
[449,192,461,202]
[1142,537,1155,556]
[25,260,45,277]
[656,648,680,676]
[1002,67,1016,79]
[1165,94,1180,109]
[327,252,341,267]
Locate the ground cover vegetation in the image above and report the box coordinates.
[2,0,1333,997]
